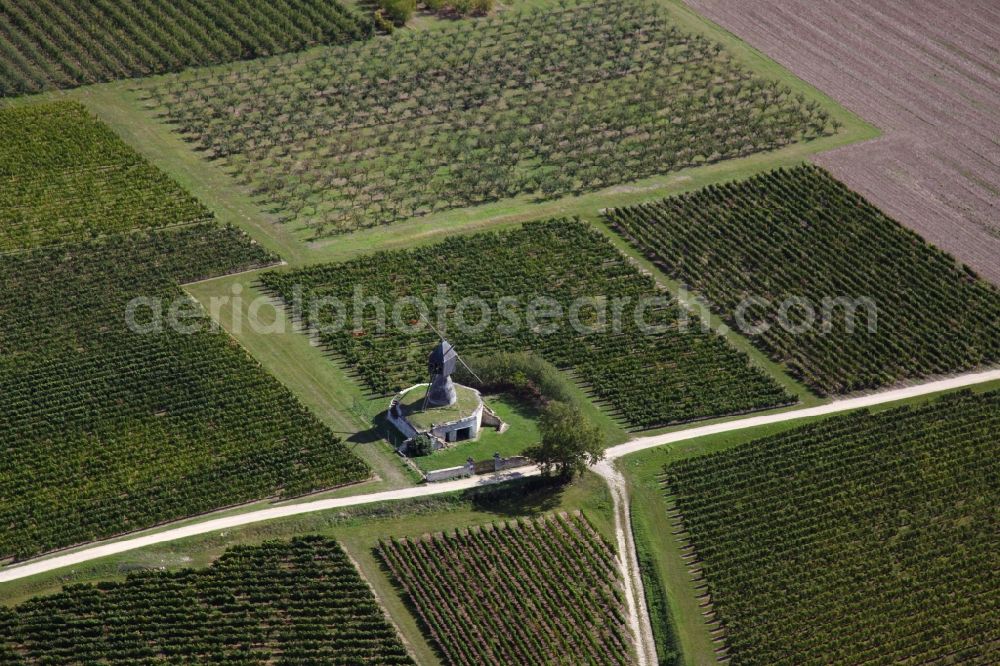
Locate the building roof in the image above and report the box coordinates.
[428,339,458,376]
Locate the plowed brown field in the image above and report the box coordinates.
[687,0,1000,284]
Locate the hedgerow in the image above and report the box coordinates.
[0,0,372,97]
[660,389,1000,664]
[144,0,833,236]
[606,165,1000,394]
[454,351,579,406]
[0,537,413,664]
[261,219,793,429]
[378,513,629,665]
[424,0,492,18]
[0,226,369,560]
[0,101,211,251]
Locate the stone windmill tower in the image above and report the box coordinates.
[386,338,503,456]
[424,339,459,408]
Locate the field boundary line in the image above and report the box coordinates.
[0,470,541,584]
[180,261,287,286]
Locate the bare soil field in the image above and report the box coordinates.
[687,0,1000,284]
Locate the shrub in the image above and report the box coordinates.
[409,433,435,456]
[425,0,493,16]
[262,220,793,429]
[455,351,577,407]
[378,0,416,25]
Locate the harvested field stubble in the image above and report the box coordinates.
[686,0,1000,284]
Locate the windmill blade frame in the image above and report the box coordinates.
[419,313,483,385]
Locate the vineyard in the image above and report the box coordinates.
[143,0,834,236]
[0,101,211,251]
[0,226,370,560]
[0,537,413,664]
[660,389,1000,665]
[606,165,1000,394]
[260,219,792,429]
[0,0,372,96]
[378,512,630,665]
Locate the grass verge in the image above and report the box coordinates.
[183,272,418,489]
[632,504,682,666]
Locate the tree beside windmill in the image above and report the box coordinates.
[386,339,506,456]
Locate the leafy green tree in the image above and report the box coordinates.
[409,433,435,457]
[527,401,605,479]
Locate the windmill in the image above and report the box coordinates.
[421,317,481,410]
[382,317,500,454]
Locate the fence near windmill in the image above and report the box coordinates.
[424,454,532,483]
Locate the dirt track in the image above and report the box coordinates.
[595,460,659,666]
[688,0,1000,284]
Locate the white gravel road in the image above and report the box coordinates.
[2,369,996,596]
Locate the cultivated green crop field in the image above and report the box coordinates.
[261,219,794,429]
[0,101,210,250]
[0,103,369,562]
[1,1,994,665]
[607,165,1000,395]
[0,0,372,97]
[0,224,369,561]
[660,389,1000,665]
[379,512,629,665]
[0,537,413,664]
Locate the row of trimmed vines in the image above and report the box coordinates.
[378,512,629,665]
[260,219,793,429]
[143,0,834,237]
[0,226,370,560]
[0,0,372,96]
[0,101,211,251]
[606,165,1000,395]
[0,537,412,664]
[660,389,1000,665]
